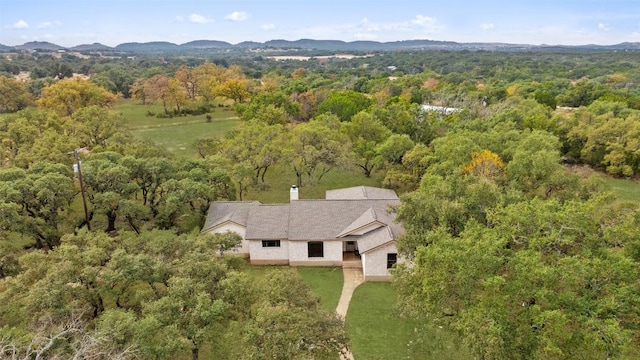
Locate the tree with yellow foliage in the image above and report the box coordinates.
[463,149,505,181]
[0,76,33,113]
[37,78,116,117]
[215,78,252,104]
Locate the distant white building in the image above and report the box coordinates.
[421,104,461,115]
[202,186,403,281]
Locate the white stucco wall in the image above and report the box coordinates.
[289,240,343,266]
[249,239,290,263]
[363,242,397,281]
[205,222,249,254]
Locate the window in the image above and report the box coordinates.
[387,253,397,269]
[308,242,324,258]
[262,240,281,248]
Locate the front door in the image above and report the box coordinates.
[346,241,356,251]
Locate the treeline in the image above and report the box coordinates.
[0,230,347,359]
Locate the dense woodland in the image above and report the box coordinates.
[1,48,640,359]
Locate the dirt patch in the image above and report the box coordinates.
[267,54,373,61]
[566,164,596,178]
[15,71,30,82]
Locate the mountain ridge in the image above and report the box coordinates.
[2,39,639,53]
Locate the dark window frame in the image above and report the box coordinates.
[308,241,324,258]
[262,240,281,248]
[387,253,397,269]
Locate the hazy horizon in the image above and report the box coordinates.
[2,0,639,48]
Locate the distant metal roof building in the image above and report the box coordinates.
[421,104,461,115]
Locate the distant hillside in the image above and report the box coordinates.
[235,41,264,48]
[15,41,65,51]
[70,43,114,51]
[181,40,233,49]
[0,44,15,52]
[115,41,180,52]
[9,39,640,53]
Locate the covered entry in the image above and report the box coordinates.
[342,240,362,268]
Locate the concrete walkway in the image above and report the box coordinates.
[336,267,364,317]
[336,267,365,360]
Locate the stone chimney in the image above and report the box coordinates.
[290,185,299,201]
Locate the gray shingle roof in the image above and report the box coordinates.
[201,201,260,232]
[245,204,289,240]
[325,186,399,200]
[202,187,404,251]
[337,207,382,237]
[354,226,394,253]
[288,199,400,240]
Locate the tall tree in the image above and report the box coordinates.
[0,162,75,249]
[37,79,116,117]
[72,105,124,148]
[82,153,139,233]
[283,117,352,187]
[395,196,640,359]
[341,111,391,177]
[0,76,33,113]
[221,120,284,184]
[317,90,372,122]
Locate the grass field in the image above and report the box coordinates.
[346,283,471,360]
[114,99,241,158]
[296,267,344,312]
[239,262,343,313]
[247,163,384,203]
[599,175,640,203]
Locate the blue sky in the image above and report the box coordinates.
[1,0,639,47]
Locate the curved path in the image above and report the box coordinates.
[336,268,365,360]
[336,268,364,317]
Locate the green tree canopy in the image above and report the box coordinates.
[395,196,640,360]
[317,90,373,122]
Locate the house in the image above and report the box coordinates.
[201,186,404,281]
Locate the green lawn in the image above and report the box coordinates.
[346,283,471,360]
[240,262,343,313]
[296,267,344,312]
[599,175,640,203]
[244,163,384,203]
[114,99,240,158]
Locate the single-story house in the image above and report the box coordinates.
[201,186,404,281]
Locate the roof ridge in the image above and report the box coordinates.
[369,207,378,220]
[221,212,233,222]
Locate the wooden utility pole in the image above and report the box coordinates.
[74,149,91,231]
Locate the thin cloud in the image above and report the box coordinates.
[261,23,275,30]
[411,15,436,27]
[359,18,381,32]
[598,23,611,31]
[12,20,30,29]
[188,14,212,24]
[37,21,61,29]
[481,23,495,30]
[348,15,443,40]
[380,14,444,34]
[175,16,184,22]
[226,11,249,21]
